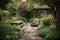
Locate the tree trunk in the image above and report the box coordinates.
[54,1,60,30]
[55,6,60,30]
[51,1,60,30]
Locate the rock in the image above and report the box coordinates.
[11,21,23,25]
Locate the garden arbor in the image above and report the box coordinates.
[33,4,51,16]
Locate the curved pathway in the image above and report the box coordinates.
[18,23,45,40]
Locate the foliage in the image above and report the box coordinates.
[30,14,54,26]
[38,14,54,30]
[38,27,50,37]
[6,0,20,17]
[30,9,41,18]
[0,23,24,40]
[0,9,24,40]
[45,30,60,40]
[37,14,60,40]
[38,27,60,40]
[40,14,54,26]
[19,1,34,21]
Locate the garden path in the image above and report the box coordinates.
[18,23,45,40]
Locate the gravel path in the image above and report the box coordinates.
[18,23,45,40]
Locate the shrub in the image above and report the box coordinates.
[0,0,25,40]
[38,27,60,40]
[45,30,60,40]
[0,24,24,40]
[40,14,54,26]
[38,14,60,40]
[38,27,50,37]
[38,14,55,30]
[0,11,24,40]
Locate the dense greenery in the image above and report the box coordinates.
[0,0,60,40]
[0,24,24,40]
[0,10,24,40]
[38,14,60,40]
[0,0,25,40]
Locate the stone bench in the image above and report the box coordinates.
[11,21,24,28]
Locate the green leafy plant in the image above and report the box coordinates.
[0,24,24,40]
[38,14,60,40]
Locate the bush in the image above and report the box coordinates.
[40,14,54,26]
[0,0,25,40]
[38,27,60,40]
[45,30,60,40]
[0,11,24,40]
[38,14,60,40]
[0,24,24,40]
[38,27,50,37]
[38,14,55,29]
